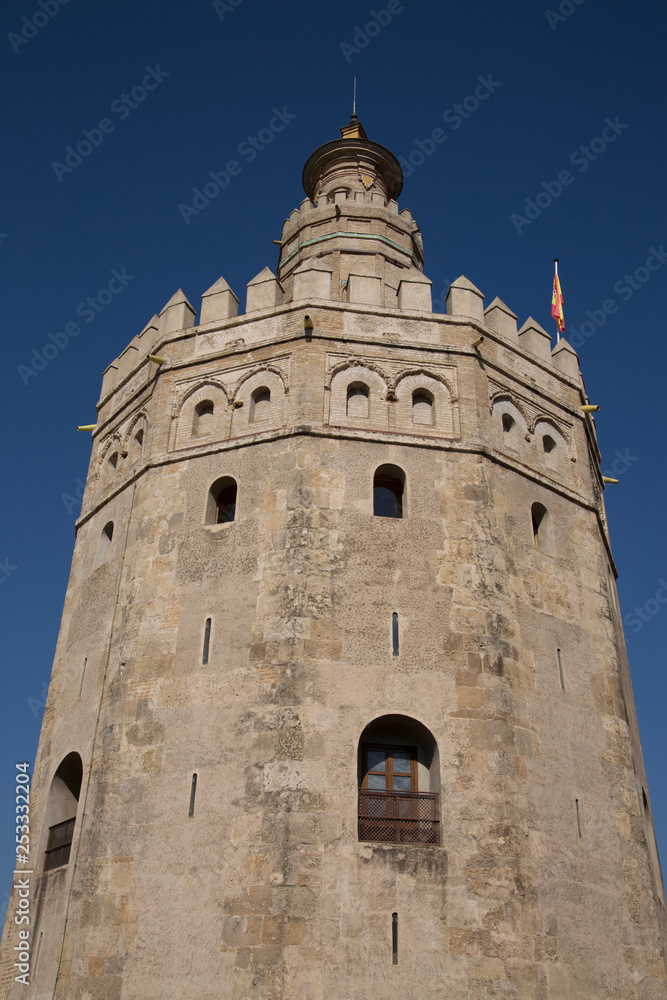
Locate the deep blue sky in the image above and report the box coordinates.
[2,0,666,917]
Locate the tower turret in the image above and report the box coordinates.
[278,116,426,308]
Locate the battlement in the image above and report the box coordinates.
[98,268,581,404]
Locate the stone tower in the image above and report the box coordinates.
[2,116,666,1000]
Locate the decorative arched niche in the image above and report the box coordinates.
[394,371,455,436]
[41,752,83,872]
[534,419,568,473]
[231,368,287,435]
[175,383,229,449]
[102,446,120,489]
[126,413,148,466]
[328,364,388,429]
[357,714,440,845]
[491,396,528,451]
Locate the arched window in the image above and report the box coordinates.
[346,382,369,418]
[206,477,237,525]
[412,389,434,426]
[531,502,552,553]
[250,387,271,423]
[42,753,83,872]
[95,522,114,566]
[358,715,440,845]
[502,413,515,433]
[543,435,556,454]
[373,465,405,519]
[192,400,214,437]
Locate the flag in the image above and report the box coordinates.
[551,262,565,335]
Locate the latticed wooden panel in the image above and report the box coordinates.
[44,817,75,871]
[358,790,439,845]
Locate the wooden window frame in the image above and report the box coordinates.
[361,743,418,792]
[44,817,76,872]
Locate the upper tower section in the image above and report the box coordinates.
[278,115,427,309]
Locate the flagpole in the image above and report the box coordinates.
[554,258,561,342]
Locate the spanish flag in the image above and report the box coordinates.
[551,259,565,337]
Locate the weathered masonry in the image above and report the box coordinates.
[2,113,666,1000]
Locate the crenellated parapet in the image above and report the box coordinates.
[98,266,584,410]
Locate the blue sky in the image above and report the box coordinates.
[2,0,666,916]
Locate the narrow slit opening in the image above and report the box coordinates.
[391,912,398,965]
[202,618,212,665]
[557,648,565,690]
[392,613,399,657]
[189,774,198,817]
[79,657,87,697]
[575,798,582,839]
[33,931,43,977]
